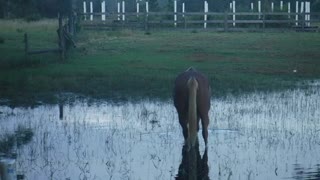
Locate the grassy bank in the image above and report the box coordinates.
[1,19,320,105]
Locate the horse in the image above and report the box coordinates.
[173,67,211,148]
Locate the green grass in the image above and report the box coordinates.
[1,19,320,105]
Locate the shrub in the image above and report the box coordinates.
[25,14,42,22]
[0,36,4,44]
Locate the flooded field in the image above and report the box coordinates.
[1,83,320,180]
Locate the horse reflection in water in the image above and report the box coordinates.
[176,142,209,180]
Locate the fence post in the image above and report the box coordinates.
[232,0,235,27]
[305,1,310,27]
[251,2,253,11]
[101,1,106,21]
[146,1,149,17]
[137,2,139,17]
[271,2,274,12]
[174,0,177,27]
[182,3,186,29]
[302,12,305,30]
[117,2,120,20]
[204,1,208,29]
[300,1,304,27]
[83,1,87,20]
[224,11,228,32]
[288,2,291,19]
[182,3,185,18]
[144,11,148,31]
[122,1,125,21]
[262,12,265,30]
[280,1,283,11]
[58,14,65,61]
[24,33,29,59]
[258,1,261,19]
[90,1,93,21]
[295,1,299,26]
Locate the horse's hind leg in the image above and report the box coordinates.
[200,113,209,146]
[178,113,188,140]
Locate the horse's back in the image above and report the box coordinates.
[173,67,211,114]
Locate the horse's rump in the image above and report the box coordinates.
[173,67,211,147]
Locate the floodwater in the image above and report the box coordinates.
[0,83,320,180]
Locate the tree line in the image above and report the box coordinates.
[0,0,319,19]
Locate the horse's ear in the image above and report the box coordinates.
[186,67,196,72]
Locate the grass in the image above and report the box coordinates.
[0,19,320,105]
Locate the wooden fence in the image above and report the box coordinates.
[24,14,77,61]
[80,11,320,31]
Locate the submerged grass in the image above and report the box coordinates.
[0,19,320,105]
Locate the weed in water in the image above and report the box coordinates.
[0,126,33,155]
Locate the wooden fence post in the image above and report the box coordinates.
[90,1,93,21]
[144,11,148,31]
[224,11,228,32]
[58,14,65,61]
[288,2,291,19]
[117,2,120,20]
[122,1,125,21]
[262,13,266,30]
[146,1,149,17]
[301,1,305,27]
[295,1,299,26]
[174,0,177,27]
[182,3,186,29]
[182,3,185,18]
[145,1,149,30]
[302,12,305,30]
[232,0,235,27]
[136,2,139,17]
[101,1,106,21]
[24,33,29,59]
[258,1,261,19]
[24,33,28,54]
[204,1,208,29]
[83,1,87,20]
[306,1,310,27]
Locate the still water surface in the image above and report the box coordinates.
[0,84,320,180]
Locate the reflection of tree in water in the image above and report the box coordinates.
[176,142,209,180]
[292,164,320,180]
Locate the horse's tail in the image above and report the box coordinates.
[187,77,198,147]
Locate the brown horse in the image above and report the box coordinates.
[173,67,211,147]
